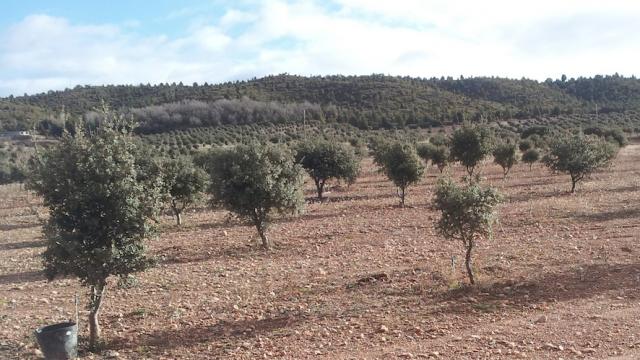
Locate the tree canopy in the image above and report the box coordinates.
[450,124,494,176]
[522,148,540,170]
[433,178,501,284]
[492,142,518,178]
[161,157,209,225]
[377,142,424,206]
[204,144,304,249]
[295,140,360,199]
[26,108,163,348]
[543,134,618,192]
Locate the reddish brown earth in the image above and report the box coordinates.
[1,142,639,359]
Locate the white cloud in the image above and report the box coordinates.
[219,9,257,28]
[1,0,640,96]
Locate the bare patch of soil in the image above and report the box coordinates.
[1,144,640,359]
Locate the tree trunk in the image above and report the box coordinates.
[571,179,576,193]
[257,225,270,249]
[399,186,406,207]
[253,209,270,249]
[466,166,474,177]
[314,178,325,199]
[529,163,532,171]
[317,187,322,200]
[171,200,182,226]
[89,281,107,350]
[464,239,475,285]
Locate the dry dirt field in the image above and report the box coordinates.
[1,141,639,359]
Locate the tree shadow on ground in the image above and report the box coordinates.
[156,240,295,265]
[501,176,568,189]
[276,211,342,224]
[304,193,394,204]
[192,219,247,231]
[154,245,215,266]
[355,178,388,185]
[0,239,45,251]
[605,185,640,194]
[435,262,640,315]
[573,207,640,223]
[0,223,40,231]
[506,189,566,203]
[605,168,640,175]
[108,314,307,355]
[0,270,45,285]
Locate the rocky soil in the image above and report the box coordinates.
[1,142,639,359]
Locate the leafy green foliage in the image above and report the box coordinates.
[543,134,618,192]
[26,107,163,348]
[433,178,501,284]
[450,124,493,176]
[294,140,360,199]
[416,143,436,164]
[583,126,628,147]
[492,142,518,178]
[522,148,540,170]
[521,126,551,139]
[377,143,424,206]
[417,142,451,173]
[553,73,640,112]
[523,134,550,150]
[518,139,533,152]
[0,146,28,184]
[429,145,451,173]
[161,157,209,225]
[6,74,640,133]
[429,134,448,147]
[369,137,392,169]
[204,144,304,248]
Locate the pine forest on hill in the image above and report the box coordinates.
[2,74,640,134]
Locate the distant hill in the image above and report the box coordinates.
[1,74,639,133]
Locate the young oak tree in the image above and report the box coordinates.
[369,137,392,169]
[417,143,450,173]
[27,108,163,349]
[429,134,448,147]
[492,142,518,179]
[378,142,424,206]
[294,140,360,199]
[543,134,617,193]
[450,124,493,177]
[433,178,501,285]
[518,139,533,152]
[161,157,209,225]
[522,148,540,171]
[416,142,436,165]
[430,145,450,173]
[205,144,304,249]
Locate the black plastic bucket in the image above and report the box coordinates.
[34,322,78,359]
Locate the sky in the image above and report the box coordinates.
[1,0,639,96]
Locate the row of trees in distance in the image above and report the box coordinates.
[25,107,624,349]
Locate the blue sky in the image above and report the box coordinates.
[3,0,220,36]
[1,0,639,96]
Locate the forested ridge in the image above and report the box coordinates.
[2,73,640,133]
